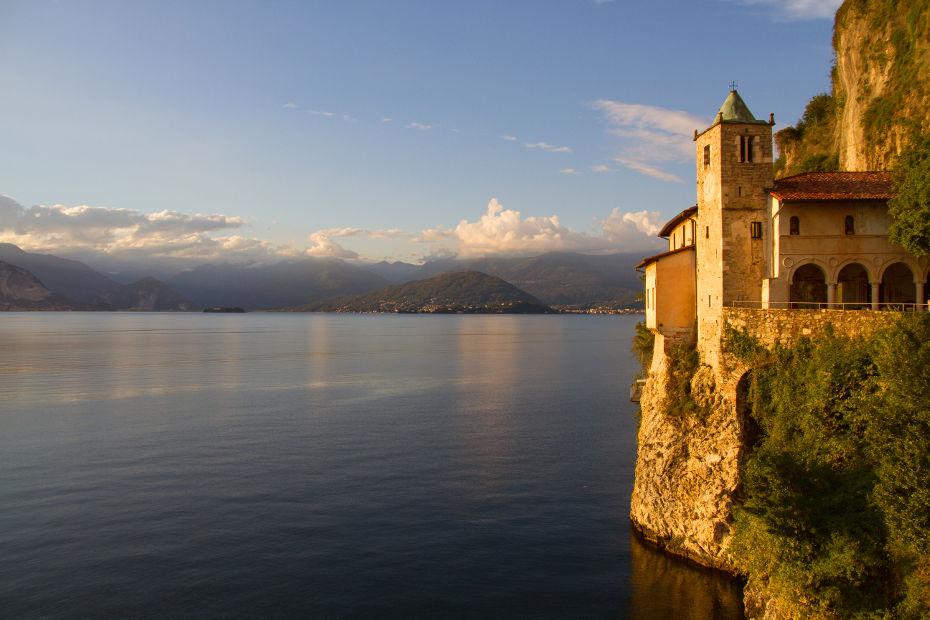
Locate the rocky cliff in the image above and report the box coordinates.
[777,0,930,176]
[630,336,745,573]
[0,261,73,310]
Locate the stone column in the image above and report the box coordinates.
[871,282,881,311]
[917,281,926,311]
[827,283,837,308]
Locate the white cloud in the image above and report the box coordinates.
[382,117,393,123]
[303,226,413,258]
[591,99,705,182]
[406,122,434,131]
[559,168,579,175]
[417,198,662,257]
[613,157,684,183]
[501,134,518,142]
[0,194,293,265]
[730,0,841,20]
[591,164,611,173]
[305,230,360,259]
[524,141,572,154]
[282,102,298,109]
[309,109,335,117]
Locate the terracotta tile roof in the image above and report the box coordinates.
[658,205,698,238]
[770,171,894,202]
[636,244,695,270]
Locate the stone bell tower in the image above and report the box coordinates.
[693,89,775,365]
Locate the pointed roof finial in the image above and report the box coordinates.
[729,80,739,92]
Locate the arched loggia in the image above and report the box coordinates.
[790,263,827,309]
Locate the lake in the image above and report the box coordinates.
[0,313,743,618]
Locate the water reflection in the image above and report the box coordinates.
[0,313,745,618]
[628,529,744,619]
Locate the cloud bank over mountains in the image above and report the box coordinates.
[417,199,661,258]
[0,194,662,269]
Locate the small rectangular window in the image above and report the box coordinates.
[705,226,709,239]
[703,144,710,167]
[747,136,755,163]
[789,216,800,235]
[845,215,855,235]
[750,221,763,239]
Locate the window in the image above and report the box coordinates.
[739,135,755,163]
[845,215,855,235]
[703,145,710,167]
[705,226,709,239]
[750,221,763,239]
[789,216,800,235]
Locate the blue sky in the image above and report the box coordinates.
[0,0,841,267]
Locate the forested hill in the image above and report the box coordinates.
[776,0,930,176]
[282,271,555,314]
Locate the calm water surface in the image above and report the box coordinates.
[0,313,743,618]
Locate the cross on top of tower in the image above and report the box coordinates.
[729,81,739,92]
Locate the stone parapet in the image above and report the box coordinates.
[721,307,897,348]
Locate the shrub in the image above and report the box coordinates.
[730,315,930,617]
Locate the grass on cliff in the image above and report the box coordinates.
[631,321,654,380]
[725,316,930,618]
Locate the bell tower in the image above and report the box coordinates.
[693,89,775,364]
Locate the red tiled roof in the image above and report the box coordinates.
[658,205,698,238]
[636,244,695,269]
[770,171,894,202]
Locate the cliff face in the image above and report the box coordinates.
[777,0,930,176]
[630,337,744,573]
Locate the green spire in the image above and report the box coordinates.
[717,89,758,123]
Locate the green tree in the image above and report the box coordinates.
[889,133,930,256]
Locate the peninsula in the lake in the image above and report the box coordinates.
[277,271,556,314]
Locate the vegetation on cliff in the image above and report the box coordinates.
[776,0,930,177]
[725,316,930,618]
[631,321,654,379]
[774,93,840,177]
[888,134,930,255]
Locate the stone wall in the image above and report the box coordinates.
[721,307,898,349]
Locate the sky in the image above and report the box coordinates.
[0,0,842,269]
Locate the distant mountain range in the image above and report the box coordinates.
[0,243,192,310]
[0,243,643,312]
[165,259,389,309]
[286,271,555,314]
[0,261,74,310]
[165,251,643,310]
